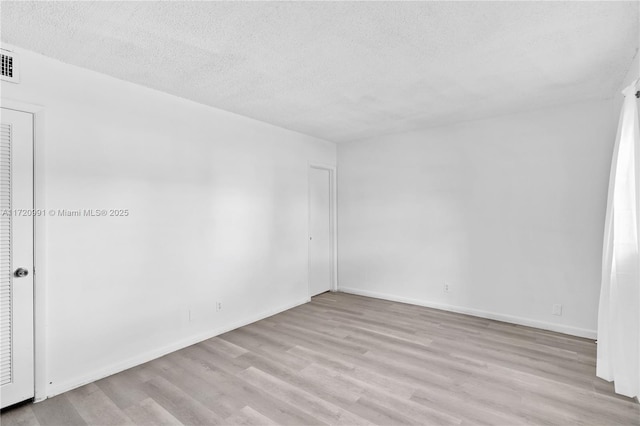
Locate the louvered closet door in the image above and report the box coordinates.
[0,108,34,408]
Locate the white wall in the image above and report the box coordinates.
[614,51,639,120]
[338,99,616,338]
[1,46,335,397]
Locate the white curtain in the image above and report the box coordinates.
[597,78,640,399]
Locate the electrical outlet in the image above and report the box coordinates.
[444,283,450,293]
[188,309,194,322]
[552,304,562,316]
[216,302,222,312]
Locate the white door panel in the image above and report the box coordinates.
[309,167,332,297]
[0,108,34,408]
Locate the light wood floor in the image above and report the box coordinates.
[2,292,639,426]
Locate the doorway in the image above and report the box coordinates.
[308,165,336,297]
[1,107,35,408]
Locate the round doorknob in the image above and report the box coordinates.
[14,268,29,278]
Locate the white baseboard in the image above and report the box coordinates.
[45,297,311,399]
[338,287,597,340]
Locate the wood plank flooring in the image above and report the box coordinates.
[2,292,639,425]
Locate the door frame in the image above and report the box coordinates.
[307,163,337,297]
[1,98,47,402]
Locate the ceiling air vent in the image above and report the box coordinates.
[1,50,19,83]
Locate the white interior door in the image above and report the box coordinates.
[309,167,332,297]
[1,108,34,408]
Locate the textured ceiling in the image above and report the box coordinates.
[1,1,638,143]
